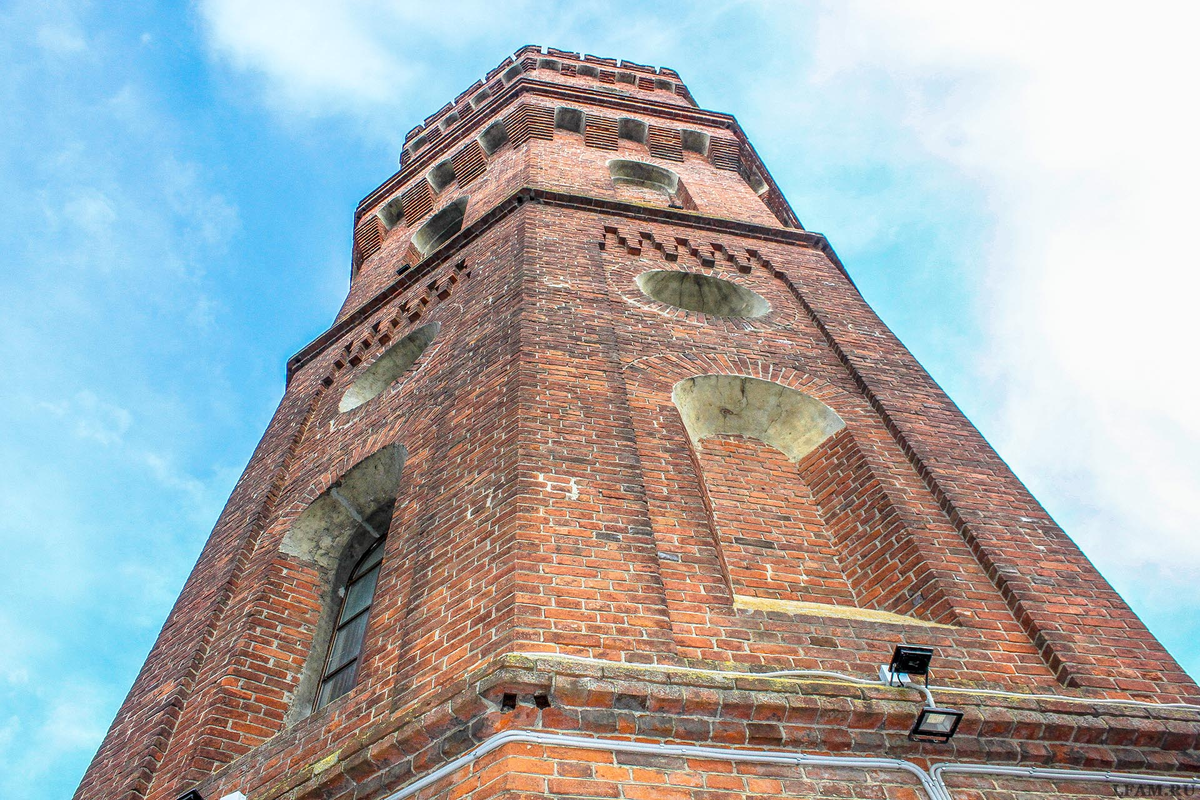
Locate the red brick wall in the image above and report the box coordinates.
[410,742,931,800]
[75,46,1200,800]
[695,434,860,605]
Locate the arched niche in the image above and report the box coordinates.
[673,375,844,461]
[280,443,406,721]
[478,121,508,155]
[637,271,770,319]
[412,198,467,257]
[427,159,456,193]
[338,323,440,413]
[670,374,953,627]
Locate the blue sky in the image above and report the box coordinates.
[1,2,1198,798]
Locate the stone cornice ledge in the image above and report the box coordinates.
[286,187,852,384]
[196,651,1200,800]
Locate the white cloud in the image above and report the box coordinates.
[62,188,118,234]
[197,0,421,116]
[35,24,86,55]
[193,0,685,128]
[804,3,1200,589]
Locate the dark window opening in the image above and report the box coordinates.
[312,505,392,711]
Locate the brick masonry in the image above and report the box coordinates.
[75,46,1200,800]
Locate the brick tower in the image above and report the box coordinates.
[76,46,1200,800]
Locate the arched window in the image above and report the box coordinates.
[314,531,387,710]
[282,444,405,719]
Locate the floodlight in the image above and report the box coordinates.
[909,706,964,742]
[890,645,934,677]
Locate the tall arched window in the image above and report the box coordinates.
[281,444,405,721]
[314,532,387,710]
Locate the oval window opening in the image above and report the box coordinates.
[636,271,770,319]
[608,159,677,194]
[338,323,440,413]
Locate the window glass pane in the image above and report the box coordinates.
[326,611,369,673]
[316,662,358,709]
[352,538,385,579]
[339,566,379,623]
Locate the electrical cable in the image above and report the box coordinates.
[509,651,1200,713]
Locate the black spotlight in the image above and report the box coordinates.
[888,645,934,682]
[909,706,965,743]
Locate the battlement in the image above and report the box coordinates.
[399,45,696,167]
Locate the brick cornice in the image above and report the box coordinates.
[288,187,850,384]
[354,76,799,228]
[194,652,1200,800]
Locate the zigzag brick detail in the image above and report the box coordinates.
[708,136,742,171]
[584,114,619,150]
[647,124,684,162]
[504,103,555,146]
[352,216,383,267]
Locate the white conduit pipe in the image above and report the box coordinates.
[378,729,946,800]
[370,653,1200,800]
[376,729,1200,800]
[930,763,1200,794]
[510,652,1200,713]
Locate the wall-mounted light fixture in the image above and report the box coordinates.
[881,644,934,685]
[880,644,964,744]
[909,706,964,743]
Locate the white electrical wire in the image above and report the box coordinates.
[930,763,1200,797]
[509,651,1200,713]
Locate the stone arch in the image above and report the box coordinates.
[608,159,678,194]
[681,129,710,155]
[281,442,406,720]
[412,197,467,257]
[607,160,695,211]
[673,375,844,460]
[426,159,456,193]
[554,106,585,134]
[617,117,647,142]
[282,443,406,574]
[478,120,508,155]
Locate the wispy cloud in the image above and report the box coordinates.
[198,0,429,117]
[0,2,252,797]
[781,2,1200,672]
[805,3,1200,564]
